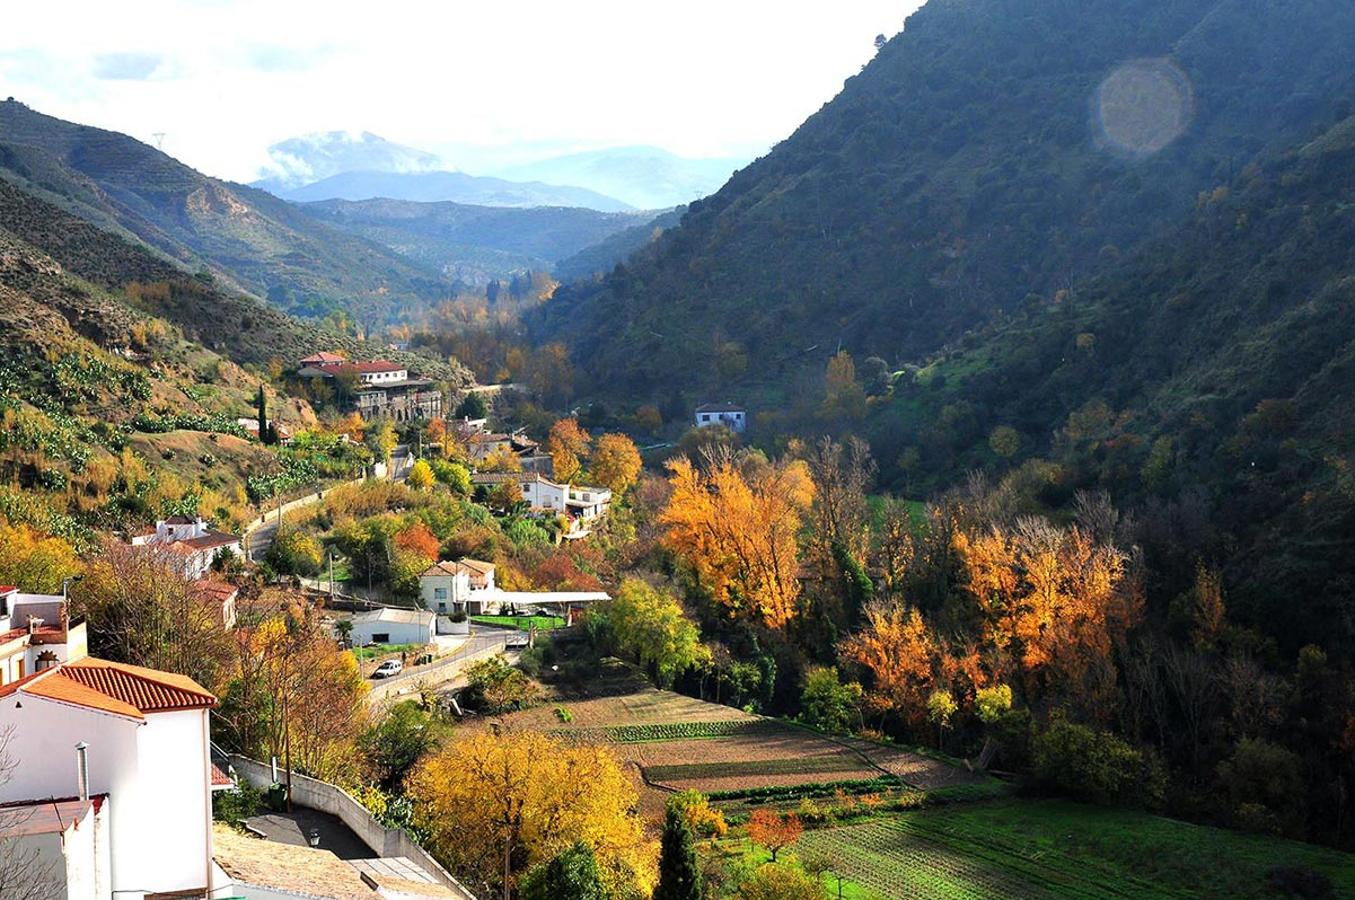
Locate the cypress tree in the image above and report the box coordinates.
[256,384,271,445]
[655,805,702,900]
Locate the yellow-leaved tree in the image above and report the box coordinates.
[660,449,813,629]
[588,433,642,495]
[546,418,591,482]
[408,729,654,900]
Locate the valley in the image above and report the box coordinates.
[2,2,1355,899]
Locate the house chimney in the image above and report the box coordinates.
[75,742,90,801]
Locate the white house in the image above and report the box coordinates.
[694,402,747,432]
[473,473,613,527]
[350,607,435,646]
[0,656,219,898]
[0,585,89,685]
[130,516,241,580]
[419,559,497,616]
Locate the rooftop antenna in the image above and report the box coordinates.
[152,132,167,151]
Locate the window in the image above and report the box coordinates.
[434,587,448,600]
[372,632,390,644]
[701,414,711,422]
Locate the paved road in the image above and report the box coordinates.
[364,627,514,707]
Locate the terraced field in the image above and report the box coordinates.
[796,800,1355,899]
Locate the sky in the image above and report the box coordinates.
[0,1,923,182]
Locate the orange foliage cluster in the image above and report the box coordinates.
[660,452,814,629]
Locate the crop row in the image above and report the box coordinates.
[706,775,903,802]
[556,719,774,744]
[645,756,865,782]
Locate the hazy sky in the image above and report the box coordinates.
[0,1,922,182]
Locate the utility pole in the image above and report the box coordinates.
[328,552,335,602]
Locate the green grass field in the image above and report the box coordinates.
[471,615,565,632]
[351,642,424,662]
[792,799,1355,899]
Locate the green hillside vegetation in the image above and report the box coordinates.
[535,0,1355,396]
[866,110,1355,656]
[553,207,683,283]
[0,176,470,383]
[300,197,652,286]
[0,98,448,323]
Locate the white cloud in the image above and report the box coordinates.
[0,0,922,182]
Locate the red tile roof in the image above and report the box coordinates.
[8,658,217,720]
[192,580,239,604]
[0,795,105,838]
[0,585,15,594]
[211,762,234,787]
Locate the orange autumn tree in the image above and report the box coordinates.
[840,602,941,727]
[953,516,1141,699]
[660,449,814,629]
[395,521,441,561]
[546,417,591,482]
[746,810,803,861]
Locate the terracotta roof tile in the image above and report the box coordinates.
[12,658,217,720]
[211,762,234,787]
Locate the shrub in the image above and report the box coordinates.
[1216,738,1307,837]
[212,780,261,826]
[799,666,863,734]
[1031,715,1163,808]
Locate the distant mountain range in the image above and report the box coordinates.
[493,147,745,210]
[249,131,743,211]
[254,130,443,192]
[300,198,655,286]
[266,170,634,212]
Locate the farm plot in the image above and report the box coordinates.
[794,799,1355,899]
[798,819,1063,899]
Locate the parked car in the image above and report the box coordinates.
[371,659,403,679]
[505,633,530,649]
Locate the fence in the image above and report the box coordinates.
[228,754,476,898]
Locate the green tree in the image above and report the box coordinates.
[601,579,708,688]
[655,806,703,900]
[455,392,488,420]
[988,425,1021,460]
[359,700,452,791]
[927,688,957,749]
[974,683,1013,770]
[520,842,606,900]
[368,420,398,467]
[265,528,323,577]
[800,667,863,734]
[431,459,472,495]
[1032,715,1164,808]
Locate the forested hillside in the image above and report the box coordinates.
[299,197,653,286]
[0,99,448,323]
[0,178,470,384]
[867,109,1355,656]
[535,0,1355,395]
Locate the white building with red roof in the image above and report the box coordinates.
[130,516,241,581]
[0,585,89,685]
[0,656,220,899]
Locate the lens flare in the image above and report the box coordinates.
[1094,58,1194,158]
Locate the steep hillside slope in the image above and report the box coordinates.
[272,169,632,212]
[535,0,1355,394]
[553,208,684,283]
[0,177,471,384]
[299,198,652,285]
[868,112,1355,653]
[0,99,447,321]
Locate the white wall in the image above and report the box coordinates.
[351,616,432,646]
[0,694,212,898]
[420,572,470,614]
